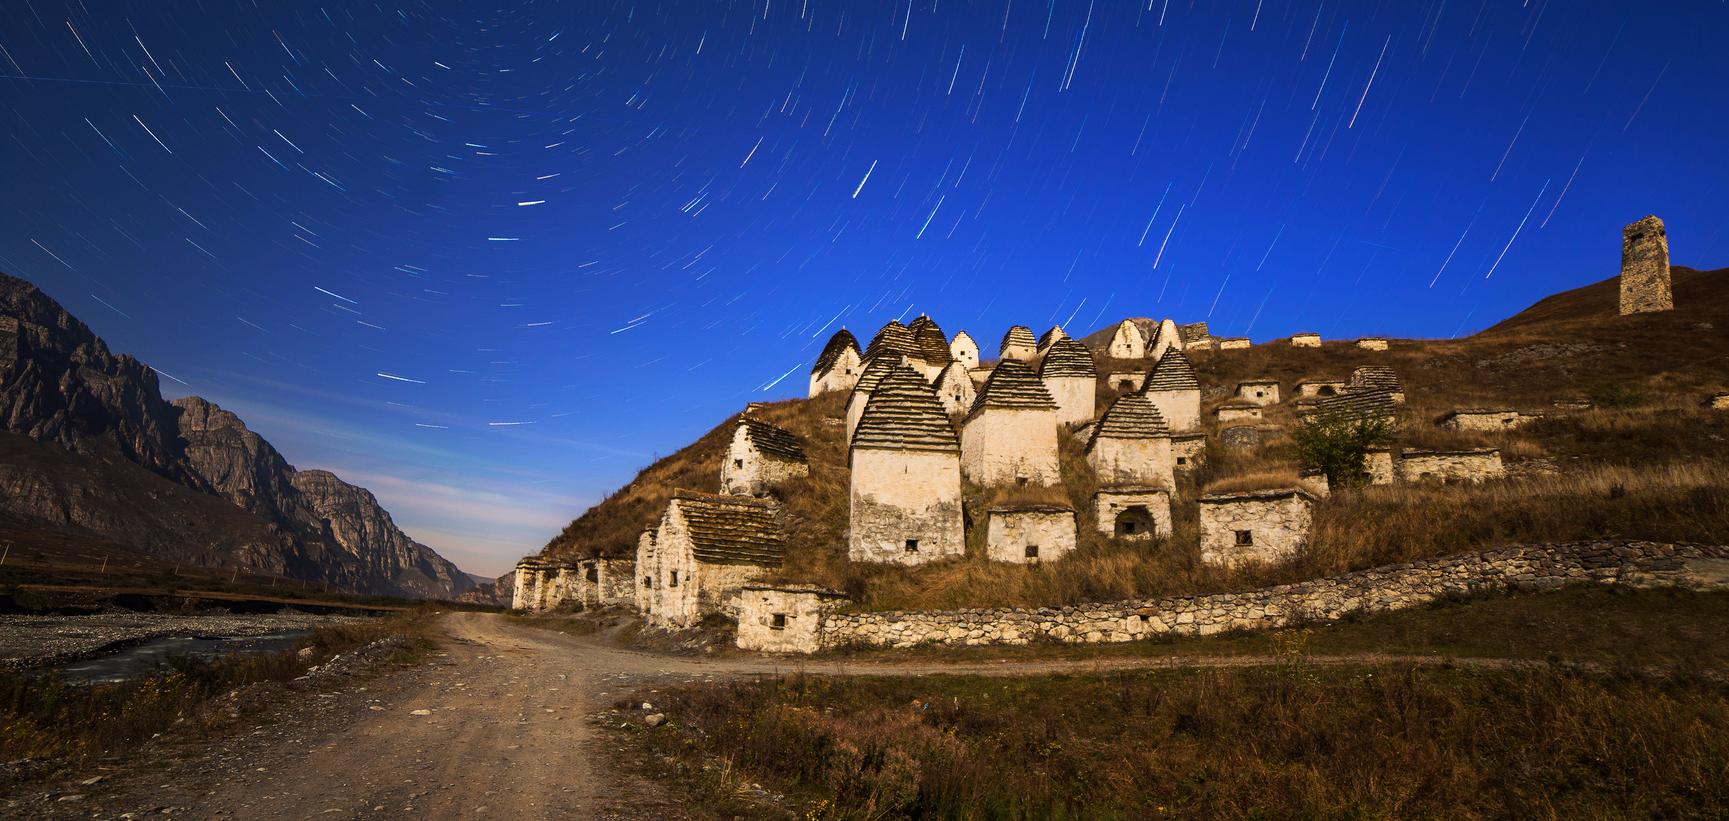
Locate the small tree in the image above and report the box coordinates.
[1290,410,1395,488]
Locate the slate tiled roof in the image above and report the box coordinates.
[969,359,1057,414]
[669,490,786,566]
[1037,338,1097,378]
[912,320,953,366]
[1177,322,1211,344]
[1142,348,1200,392]
[1087,392,1169,450]
[999,325,1036,355]
[1037,326,1067,349]
[1349,365,1403,393]
[864,320,921,361]
[851,365,961,453]
[851,354,904,395]
[1313,387,1399,421]
[738,417,807,463]
[811,328,860,375]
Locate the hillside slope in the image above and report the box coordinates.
[0,272,475,599]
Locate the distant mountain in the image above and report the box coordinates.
[0,271,474,599]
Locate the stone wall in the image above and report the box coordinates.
[1295,380,1346,398]
[1364,448,1395,485]
[849,448,965,564]
[750,541,1728,652]
[1146,389,1202,432]
[1092,488,1172,539]
[1357,338,1388,350]
[950,334,980,369]
[1216,405,1261,423]
[1086,435,1174,488]
[1107,372,1145,392]
[1397,449,1505,483]
[808,347,861,397]
[1198,490,1314,566]
[961,407,1060,486]
[1235,382,1280,406]
[737,584,849,653]
[720,428,808,496]
[1218,338,1251,350]
[986,507,1077,563]
[1291,333,1321,348]
[1620,215,1673,315]
[1043,375,1096,427]
[1108,322,1146,359]
[1710,393,1729,411]
[1171,433,1206,470]
[1440,410,1537,432]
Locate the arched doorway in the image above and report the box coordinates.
[1115,506,1155,538]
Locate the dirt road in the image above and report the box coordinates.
[22,612,1513,819]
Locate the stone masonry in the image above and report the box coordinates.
[742,541,1729,651]
[1092,486,1172,540]
[1620,215,1672,315]
[985,505,1078,563]
[1397,448,1505,483]
[1198,488,1315,566]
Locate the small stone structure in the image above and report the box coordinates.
[1290,332,1321,348]
[513,556,637,612]
[1142,348,1202,431]
[736,583,849,653]
[1235,379,1280,406]
[1149,318,1184,360]
[1219,425,1262,449]
[1295,379,1347,398]
[986,505,1078,563]
[757,542,1729,651]
[1198,488,1316,567]
[1086,392,1174,488]
[999,325,1037,361]
[1348,366,1405,404]
[933,362,978,415]
[1037,338,1098,426]
[908,315,953,373]
[1620,215,1672,315]
[1036,325,1067,356]
[639,490,785,629]
[962,359,1060,485]
[1708,392,1729,410]
[720,416,809,496]
[1437,409,1536,432]
[1310,387,1399,427]
[849,365,966,564]
[1217,337,1251,350]
[844,355,906,442]
[1107,319,1147,359]
[1357,337,1389,351]
[1171,432,1206,470]
[950,331,980,370]
[1397,448,1505,483]
[1364,446,1395,485]
[1093,486,1172,539]
[1215,403,1262,423]
[1106,371,1145,392]
[809,329,862,397]
[1177,321,1212,349]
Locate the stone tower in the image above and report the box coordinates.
[1619,215,1672,315]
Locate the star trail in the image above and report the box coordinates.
[1,0,1724,574]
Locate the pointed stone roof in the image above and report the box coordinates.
[811,328,860,375]
[1314,387,1399,421]
[1037,325,1067,349]
[969,359,1057,416]
[1037,338,1097,378]
[864,320,921,361]
[851,365,961,453]
[851,354,905,396]
[1087,392,1170,451]
[736,417,807,463]
[999,325,1036,355]
[951,330,977,350]
[668,490,786,566]
[1143,348,1200,392]
[1349,365,1403,393]
[910,317,952,366]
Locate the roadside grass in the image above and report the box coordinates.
[631,658,1729,818]
[0,611,432,783]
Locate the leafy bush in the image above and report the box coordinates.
[1289,410,1394,488]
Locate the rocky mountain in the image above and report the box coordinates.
[0,271,475,599]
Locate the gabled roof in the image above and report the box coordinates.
[1038,337,1097,378]
[999,325,1037,354]
[851,354,904,396]
[969,359,1057,415]
[864,320,921,361]
[1037,325,1067,348]
[811,328,860,375]
[1313,387,1399,421]
[1349,365,1403,392]
[1087,391,1170,450]
[668,490,786,566]
[737,417,807,463]
[851,365,961,453]
[1143,348,1200,392]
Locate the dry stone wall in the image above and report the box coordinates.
[749,542,1729,652]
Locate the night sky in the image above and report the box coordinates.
[2,1,1725,576]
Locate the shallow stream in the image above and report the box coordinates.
[59,631,310,684]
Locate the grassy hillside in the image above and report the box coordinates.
[538,267,1729,611]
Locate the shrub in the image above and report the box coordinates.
[1289,410,1394,488]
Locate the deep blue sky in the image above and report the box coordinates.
[3,1,1725,576]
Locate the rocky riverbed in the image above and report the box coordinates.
[0,612,368,670]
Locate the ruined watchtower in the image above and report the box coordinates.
[1620,216,1672,315]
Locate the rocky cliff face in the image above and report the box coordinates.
[0,271,475,600]
[290,469,472,599]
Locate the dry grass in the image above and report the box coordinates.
[1202,469,1303,496]
[630,659,1729,818]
